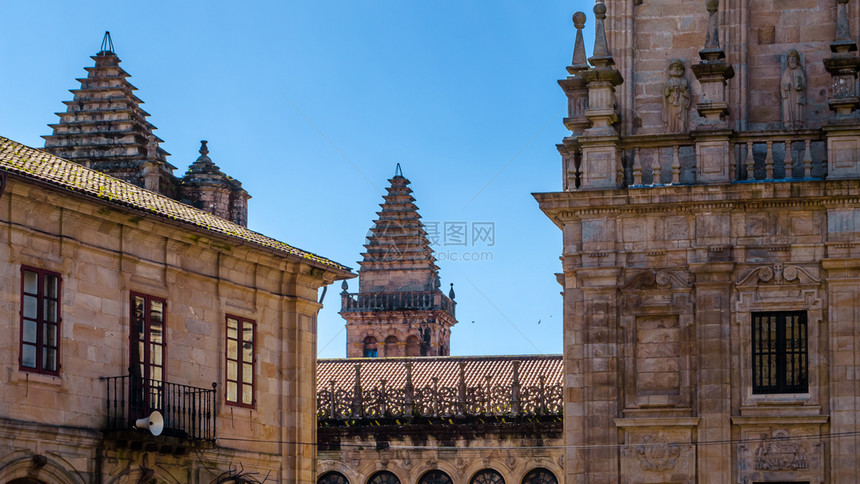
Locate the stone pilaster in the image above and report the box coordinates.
[822,258,860,481]
[690,262,734,484]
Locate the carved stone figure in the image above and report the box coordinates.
[663,60,691,133]
[781,49,807,129]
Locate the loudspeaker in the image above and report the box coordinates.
[135,410,164,436]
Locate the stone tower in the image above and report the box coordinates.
[43,32,177,196]
[340,165,457,357]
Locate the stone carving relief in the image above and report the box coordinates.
[781,49,807,129]
[754,430,808,471]
[663,60,691,133]
[737,264,820,286]
[623,270,692,290]
[636,433,680,471]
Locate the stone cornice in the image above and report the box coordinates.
[534,179,860,223]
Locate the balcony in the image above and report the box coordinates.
[340,290,455,318]
[101,374,216,441]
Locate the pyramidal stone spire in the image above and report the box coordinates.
[358,166,438,292]
[43,31,176,195]
[341,166,457,358]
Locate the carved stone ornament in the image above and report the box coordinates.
[623,270,692,290]
[636,433,680,471]
[754,430,808,471]
[737,264,820,286]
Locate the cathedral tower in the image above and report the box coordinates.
[340,165,457,357]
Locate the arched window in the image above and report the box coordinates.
[405,335,420,356]
[384,335,398,356]
[318,471,349,484]
[417,470,453,484]
[367,471,400,484]
[363,336,378,358]
[470,469,505,484]
[521,468,557,484]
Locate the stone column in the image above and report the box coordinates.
[579,2,624,190]
[690,262,734,484]
[691,0,735,183]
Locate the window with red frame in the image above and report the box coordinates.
[20,267,61,374]
[226,315,255,407]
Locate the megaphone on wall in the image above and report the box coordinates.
[135,410,164,436]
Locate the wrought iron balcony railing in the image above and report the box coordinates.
[318,363,561,421]
[101,374,216,441]
[340,290,455,318]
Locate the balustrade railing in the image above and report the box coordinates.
[317,362,561,421]
[732,131,826,181]
[101,373,217,441]
[341,291,455,318]
[567,130,829,191]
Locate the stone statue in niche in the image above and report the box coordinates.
[662,60,691,133]
[781,49,807,129]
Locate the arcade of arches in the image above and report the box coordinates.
[318,467,558,484]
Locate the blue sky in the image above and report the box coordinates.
[0,1,596,358]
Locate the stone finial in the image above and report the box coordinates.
[449,283,455,300]
[394,162,403,178]
[99,31,115,55]
[691,0,734,125]
[825,0,860,116]
[341,280,349,292]
[700,0,726,60]
[833,0,858,53]
[199,140,209,156]
[588,2,615,68]
[568,11,589,74]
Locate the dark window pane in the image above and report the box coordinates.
[23,295,37,319]
[22,320,37,343]
[22,344,36,368]
[23,270,37,294]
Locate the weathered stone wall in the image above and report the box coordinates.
[538,180,860,483]
[0,176,331,482]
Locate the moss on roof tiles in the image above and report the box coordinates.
[0,136,350,272]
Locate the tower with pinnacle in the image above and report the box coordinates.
[43,32,176,195]
[340,165,457,357]
[43,32,250,226]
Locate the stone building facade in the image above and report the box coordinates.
[536,0,860,482]
[0,137,351,483]
[43,32,250,226]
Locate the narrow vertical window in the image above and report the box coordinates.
[226,315,255,407]
[130,293,166,415]
[20,267,61,374]
[752,311,808,394]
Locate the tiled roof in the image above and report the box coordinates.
[317,355,562,391]
[0,136,350,272]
